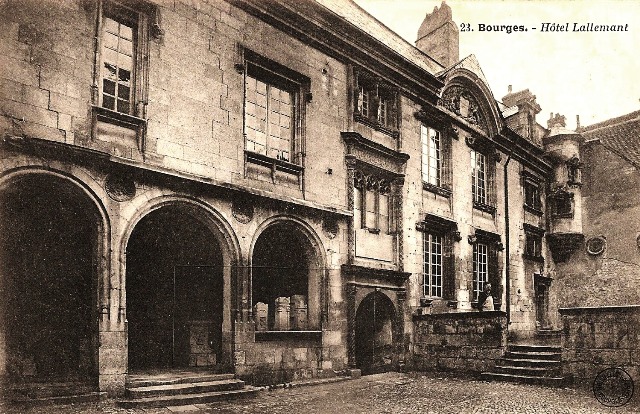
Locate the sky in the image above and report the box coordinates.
[354,0,640,130]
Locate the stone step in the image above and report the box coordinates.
[480,372,567,387]
[126,379,245,399]
[508,344,562,354]
[126,373,235,388]
[494,364,562,377]
[500,358,562,368]
[505,351,561,361]
[10,392,106,406]
[118,387,260,408]
[8,381,96,398]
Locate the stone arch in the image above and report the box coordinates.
[441,68,504,137]
[0,167,110,385]
[120,196,241,370]
[249,215,326,331]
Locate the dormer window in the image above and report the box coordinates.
[353,70,399,136]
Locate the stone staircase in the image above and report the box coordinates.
[481,344,568,387]
[118,372,260,408]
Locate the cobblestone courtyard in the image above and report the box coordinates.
[3,372,638,414]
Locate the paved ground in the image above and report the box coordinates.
[2,372,638,414]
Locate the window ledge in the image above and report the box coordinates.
[423,182,452,198]
[473,201,496,215]
[92,105,146,130]
[354,113,399,138]
[245,150,304,175]
[254,330,322,342]
[552,212,574,219]
[366,227,381,234]
[524,204,543,216]
[523,254,545,263]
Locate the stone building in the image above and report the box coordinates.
[544,110,640,391]
[1,0,615,402]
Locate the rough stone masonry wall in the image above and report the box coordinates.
[411,311,507,373]
[560,305,640,398]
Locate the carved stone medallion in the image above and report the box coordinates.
[232,197,254,224]
[105,172,136,202]
[323,217,339,239]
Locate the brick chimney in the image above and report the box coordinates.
[416,1,459,67]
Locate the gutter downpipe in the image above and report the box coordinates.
[503,137,515,331]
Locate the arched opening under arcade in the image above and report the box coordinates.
[125,204,229,372]
[0,173,102,388]
[251,220,323,331]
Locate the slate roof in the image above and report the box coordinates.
[581,110,640,169]
[314,0,443,74]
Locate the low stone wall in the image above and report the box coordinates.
[560,305,640,393]
[411,311,507,373]
[233,321,344,386]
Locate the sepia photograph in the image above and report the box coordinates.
[0,0,638,412]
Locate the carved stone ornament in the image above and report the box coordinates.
[354,170,365,189]
[232,197,254,224]
[322,217,339,239]
[105,172,136,202]
[441,85,488,133]
[586,236,606,256]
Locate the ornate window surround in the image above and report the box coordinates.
[466,135,498,214]
[416,214,460,301]
[521,170,543,216]
[468,229,502,304]
[91,0,160,151]
[352,68,400,138]
[523,223,545,262]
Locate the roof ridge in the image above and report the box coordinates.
[580,109,640,132]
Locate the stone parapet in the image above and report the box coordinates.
[560,305,640,400]
[411,311,507,374]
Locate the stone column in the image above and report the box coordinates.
[346,284,357,367]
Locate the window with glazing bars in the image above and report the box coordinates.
[245,70,294,162]
[421,125,441,186]
[473,242,489,300]
[423,233,443,297]
[101,6,136,114]
[471,150,487,204]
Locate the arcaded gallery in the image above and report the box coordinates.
[1,0,639,406]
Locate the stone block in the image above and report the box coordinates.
[323,330,341,346]
[294,347,307,362]
[273,297,290,331]
[98,348,126,375]
[234,350,245,365]
[252,303,268,332]
[290,295,308,330]
[99,373,126,397]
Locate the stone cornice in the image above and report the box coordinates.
[342,264,411,287]
[1,134,352,217]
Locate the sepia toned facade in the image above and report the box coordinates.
[0,0,636,403]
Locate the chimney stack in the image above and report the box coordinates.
[416,2,459,67]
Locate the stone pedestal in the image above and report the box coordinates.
[273,297,290,331]
[254,302,268,331]
[188,321,216,367]
[290,295,308,330]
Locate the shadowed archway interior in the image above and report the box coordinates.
[355,291,396,375]
[0,174,100,384]
[126,206,223,371]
